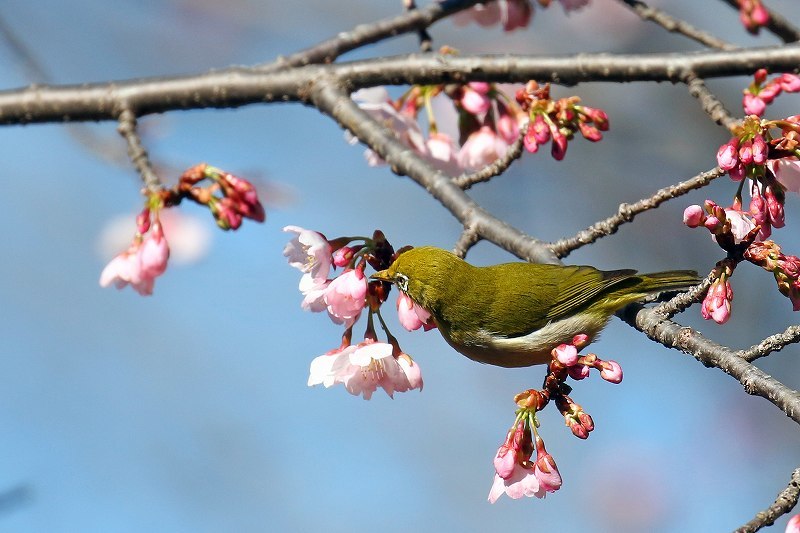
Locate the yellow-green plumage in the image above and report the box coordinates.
[372,246,700,367]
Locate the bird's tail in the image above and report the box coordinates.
[636,270,702,295]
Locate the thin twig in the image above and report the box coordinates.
[734,468,800,533]
[685,74,739,131]
[653,269,715,318]
[549,167,725,258]
[738,325,800,362]
[618,0,736,50]
[116,108,162,194]
[452,130,525,190]
[262,0,481,70]
[453,225,481,258]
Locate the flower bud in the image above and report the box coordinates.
[554,343,578,366]
[716,139,740,170]
[683,205,705,228]
[600,360,623,384]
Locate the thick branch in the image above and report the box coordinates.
[2,45,800,124]
[622,305,800,425]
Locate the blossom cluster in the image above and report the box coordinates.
[100,164,264,296]
[174,164,265,231]
[352,79,609,174]
[488,335,622,502]
[100,206,170,296]
[745,241,800,311]
[742,70,800,117]
[451,0,589,32]
[284,227,429,399]
[516,81,609,160]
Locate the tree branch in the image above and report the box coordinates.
[550,167,725,258]
[734,467,800,533]
[618,0,736,50]
[2,45,800,124]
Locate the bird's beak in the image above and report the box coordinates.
[370,270,392,283]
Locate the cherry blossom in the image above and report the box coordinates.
[283,225,333,282]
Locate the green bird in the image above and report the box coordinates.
[371,246,700,368]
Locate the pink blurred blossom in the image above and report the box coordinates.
[768,158,800,194]
[460,83,492,115]
[457,126,509,170]
[743,93,767,116]
[426,132,461,175]
[786,513,800,533]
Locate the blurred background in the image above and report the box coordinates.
[0,1,799,531]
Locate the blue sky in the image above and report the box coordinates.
[1,1,799,531]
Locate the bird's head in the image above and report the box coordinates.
[370,246,461,308]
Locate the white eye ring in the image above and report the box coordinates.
[395,273,409,292]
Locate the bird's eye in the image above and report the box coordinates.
[395,273,409,292]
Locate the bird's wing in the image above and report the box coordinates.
[544,267,637,322]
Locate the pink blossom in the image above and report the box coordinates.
[325,269,367,326]
[683,205,705,228]
[397,354,424,392]
[488,464,543,503]
[600,360,623,383]
[397,291,435,331]
[350,87,427,165]
[308,343,421,399]
[768,158,800,194]
[457,126,509,170]
[701,279,733,324]
[493,443,518,480]
[426,132,461,175]
[554,343,578,366]
[461,83,492,115]
[99,244,152,295]
[283,225,332,282]
[786,513,800,533]
[452,2,501,27]
[298,273,330,312]
[725,208,757,243]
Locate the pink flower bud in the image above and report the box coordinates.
[752,135,768,164]
[738,140,753,165]
[523,123,540,153]
[554,343,578,366]
[332,246,355,268]
[572,333,589,348]
[578,121,602,142]
[751,4,769,25]
[533,436,562,493]
[759,82,782,102]
[786,513,800,533]
[716,139,740,170]
[683,205,705,228]
[583,107,609,131]
[701,279,732,324]
[551,130,568,161]
[567,364,590,381]
[765,187,785,228]
[493,444,517,479]
[754,68,768,85]
[600,360,623,383]
[531,115,550,144]
[136,208,151,234]
[729,163,746,182]
[704,216,722,233]
[461,84,491,115]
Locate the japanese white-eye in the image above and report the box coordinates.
[371,246,700,368]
